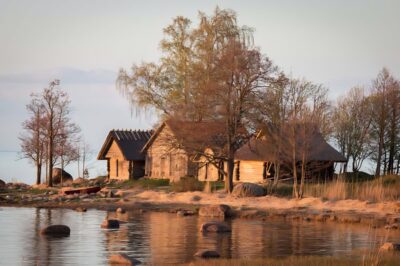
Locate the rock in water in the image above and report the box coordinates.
[380,242,400,251]
[199,204,231,218]
[194,250,220,258]
[200,221,231,233]
[232,182,266,197]
[75,207,87,212]
[101,219,120,229]
[40,225,70,237]
[109,254,141,265]
[52,168,73,184]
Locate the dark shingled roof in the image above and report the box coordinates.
[236,128,347,163]
[97,129,153,161]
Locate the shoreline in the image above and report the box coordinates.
[1,189,400,229]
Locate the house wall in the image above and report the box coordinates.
[105,141,145,180]
[235,160,266,183]
[145,125,190,182]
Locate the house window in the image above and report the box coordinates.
[116,159,119,177]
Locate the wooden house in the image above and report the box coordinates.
[141,119,226,182]
[97,130,153,180]
[234,128,347,183]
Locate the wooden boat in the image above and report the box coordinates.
[62,186,101,195]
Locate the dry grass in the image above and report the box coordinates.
[303,175,400,202]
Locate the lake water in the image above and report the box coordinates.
[0,207,399,265]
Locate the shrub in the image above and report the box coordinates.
[171,176,204,192]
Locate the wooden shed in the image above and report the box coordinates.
[97,130,153,180]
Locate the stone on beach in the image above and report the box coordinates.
[194,250,220,258]
[199,204,231,218]
[109,254,141,265]
[52,168,73,184]
[101,219,120,229]
[200,221,231,233]
[40,225,70,237]
[232,182,266,197]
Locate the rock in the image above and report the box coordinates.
[194,250,220,259]
[191,195,202,201]
[199,204,231,218]
[108,190,115,198]
[380,242,400,251]
[114,190,125,197]
[200,221,231,233]
[52,168,73,184]
[387,216,400,224]
[116,208,126,214]
[40,225,70,237]
[315,214,331,222]
[109,254,141,265]
[75,207,87,212]
[0,179,6,189]
[101,219,120,229]
[232,182,266,197]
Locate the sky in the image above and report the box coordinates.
[0,0,399,183]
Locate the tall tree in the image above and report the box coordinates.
[21,80,80,186]
[19,97,46,185]
[117,8,278,192]
[332,87,372,173]
[369,68,395,176]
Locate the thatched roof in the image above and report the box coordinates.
[97,129,153,161]
[235,128,346,163]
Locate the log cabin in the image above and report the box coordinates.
[97,129,153,180]
[141,119,226,182]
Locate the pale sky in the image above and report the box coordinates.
[0,0,399,183]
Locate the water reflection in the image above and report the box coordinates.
[0,207,399,265]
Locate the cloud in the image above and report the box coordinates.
[0,67,117,85]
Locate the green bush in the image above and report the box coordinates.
[171,176,204,192]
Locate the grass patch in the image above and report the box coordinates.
[171,176,204,192]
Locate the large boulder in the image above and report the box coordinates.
[199,204,231,218]
[232,182,266,197]
[109,254,141,265]
[40,225,70,237]
[52,168,73,184]
[200,221,231,233]
[0,179,6,188]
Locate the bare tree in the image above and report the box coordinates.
[20,80,80,186]
[332,87,372,174]
[19,97,46,184]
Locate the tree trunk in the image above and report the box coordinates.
[48,121,54,187]
[225,156,234,193]
[375,132,384,177]
[36,163,42,185]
